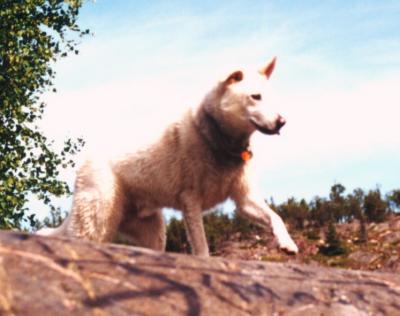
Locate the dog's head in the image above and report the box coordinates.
[216,57,285,137]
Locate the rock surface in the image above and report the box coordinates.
[0,231,399,316]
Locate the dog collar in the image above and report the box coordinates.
[241,149,253,161]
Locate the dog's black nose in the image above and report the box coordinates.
[276,115,286,130]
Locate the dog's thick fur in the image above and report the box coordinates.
[39,58,298,256]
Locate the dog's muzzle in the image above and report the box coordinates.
[250,113,286,135]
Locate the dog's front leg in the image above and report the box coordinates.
[181,200,209,256]
[238,195,298,254]
[232,186,298,254]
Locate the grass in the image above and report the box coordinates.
[261,254,286,263]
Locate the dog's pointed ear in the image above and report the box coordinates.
[224,70,243,85]
[259,57,277,79]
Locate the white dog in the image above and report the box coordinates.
[39,57,298,256]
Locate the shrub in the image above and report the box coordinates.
[319,222,348,256]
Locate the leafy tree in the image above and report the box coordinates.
[166,217,189,253]
[364,188,388,223]
[0,0,88,229]
[345,188,365,221]
[387,190,400,213]
[328,183,347,222]
[329,183,346,201]
[309,196,330,227]
[278,198,309,229]
[203,211,233,253]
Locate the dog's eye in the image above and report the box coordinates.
[250,94,262,101]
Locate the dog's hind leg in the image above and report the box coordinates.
[119,209,166,251]
[68,161,125,242]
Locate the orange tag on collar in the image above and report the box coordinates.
[241,150,252,161]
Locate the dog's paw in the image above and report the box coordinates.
[278,238,298,255]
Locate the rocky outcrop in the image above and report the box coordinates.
[0,230,399,315]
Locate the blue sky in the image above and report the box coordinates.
[36,0,400,218]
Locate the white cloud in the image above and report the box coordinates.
[252,73,400,170]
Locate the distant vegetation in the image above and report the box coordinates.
[34,182,400,271]
[166,183,400,254]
